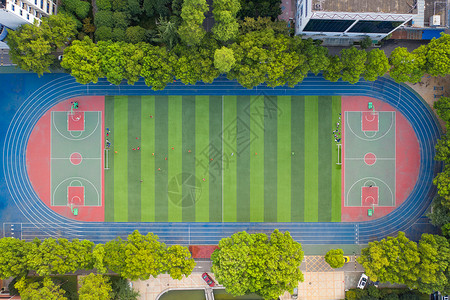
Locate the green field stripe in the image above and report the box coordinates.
[263,96,276,222]
[195,96,210,222]
[168,96,183,222]
[222,96,237,222]
[113,96,128,222]
[250,96,264,222]
[104,96,115,222]
[331,96,342,222]
[304,96,319,222]
[140,96,155,222]
[128,96,142,222]
[318,96,332,222]
[155,96,169,222]
[182,96,196,222]
[237,96,250,222]
[277,96,291,222]
[209,96,222,222]
[291,96,305,222]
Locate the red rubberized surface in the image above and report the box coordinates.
[341,96,420,222]
[68,186,85,205]
[362,111,379,131]
[361,186,379,206]
[364,152,377,165]
[68,111,85,131]
[69,152,82,165]
[26,96,105,221]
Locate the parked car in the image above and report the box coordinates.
[202,272,215,287]
[291,287,298,299]
[357,274,368,289]
[343,256,350,263]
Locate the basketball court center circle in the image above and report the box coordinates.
[70,152,82,165]
[364,152,376,165]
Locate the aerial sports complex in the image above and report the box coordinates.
[0,73,442,245]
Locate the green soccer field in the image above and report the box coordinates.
[104,95,341,222]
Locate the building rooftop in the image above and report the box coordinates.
[312,0,417,14]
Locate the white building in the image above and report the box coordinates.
[0,0,56,30]
[295,0,418,44]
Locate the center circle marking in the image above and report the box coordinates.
[364,152,376,165]
[70,152,82,165]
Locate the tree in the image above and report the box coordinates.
[364,49,390,81]
[237,0,281,20]
[165,245,196,280]
[389,47,425,83]
[156,17,179,50]
[413,234,450,294]
[298,38,329,75]
[95,26,113,41]
[178,0,208,45]
[325,249,345,268]
[96,0,111,10]
[211,230,304,300]
[358,232,420,284]
[239,17,289,36]
[423,33,450,77]
[6,14,77,76]
[26,238,95,276]
[434,96,450,122]
[79,274,113,300]
[427,196,450,228]
[173,39,220,85]
[15,277,68,300]
[0,238,31,279]
[94,11,114,28]
[61,0,90,19]
[61,36,104,84]
[214,46,235,73]
[98,41,128,85]
[141,46,177,90]
[125,26,146,43]
[212,0,240,42]
[433,165,450,208]
[340,47,367,84]
[112,28,126,41]
[110,277,140,300]
[113,11,129,29]
[323,55,344,82]
[103,230,192,280]
[82,18,96,35]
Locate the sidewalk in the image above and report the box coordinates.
[133,256,366,300]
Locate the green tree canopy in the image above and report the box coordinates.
[165,245,196,280]
[211,230,304,300]
[0,238,31,279]
[434,96,450,122]
[214,46,236,73]
[364,48,390,81]
[96,0,111,10]
[173,40,220,85]
[79,274,113,300]
[297,38,330,75]
[212,0,240,42]
[61,36,104,84]
[156,17,179,50]
[423,33,450,77]
[238,17,289,36]
[125,26,147,43]
[357,232,420,284]
[323,55,344,82]
[433,165,450,208]
[15,277,68,300]
[340,47,367,84]
[324,249,345,268]
[94,10,115,28]
[178,0,208,45]
[389,47,425,83]
[95,26,113,41]
[237,0,281,20]
[427,196,450,227]
[141,46,177,90]
[26,238,95,276]
[6,14,77,76]
[61,0,90,19]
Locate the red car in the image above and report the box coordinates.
[202,272,215,287]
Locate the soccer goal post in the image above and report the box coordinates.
[336,144,342,165]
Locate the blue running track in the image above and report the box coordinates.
[0,73,442,245]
